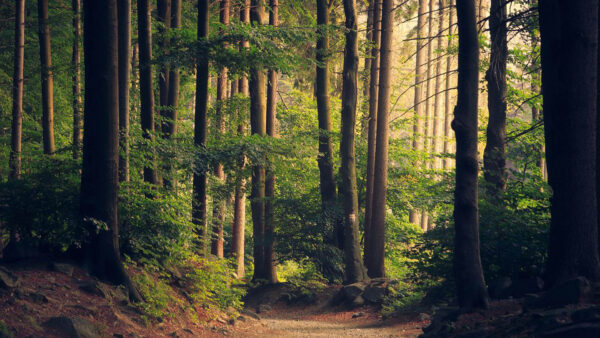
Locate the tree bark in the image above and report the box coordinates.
[72,0,83,160]
[118,0,131,183]
[540,0,600,286]
[316,0,341,249]
[432,0,444,171]
[482,0,507,197]
[166,0,181,138]
[363,0,382,265]
[157,0,171,136]
[38,0,55,155]
[81,0,141,302]
[443,0,455,170]
[138,0,158,184]
[340,0,368,284]
[250,0,268,281]
[453,0,488,309]
[193,0,210,253]
[10,0,25,179]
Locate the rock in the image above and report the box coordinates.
[342,283,366,301]
[45,316,102,338]
[512,276,544,297]
[77,281,106,298]
[539,323,600,338]
[488,277,512,299]
[51,262,75,277]
[0,267,18,289]
[241,309,261,320]
[369,278,388,287]
[352,295,365,307]
[113,334,124,338]
[14,287,26,299]
[279,292,293,304]
[572,306,600,323]
[543,277,591,307]
[352,312,364,318]
[363,285,387,304]
[418,313,431,321]
[29,291,48,304]
[216,318,227,324]
[257,304,271,313]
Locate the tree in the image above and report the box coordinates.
[316,0,340,248]
[166,0,182,137]
[453,0,488,309]
[118,0,131,182]
[363,0,382,265]
[443,0,455,170]
[72,0,83,160]
[539,0,600,285]
[366,0,393,279]
[250,0,268,281]
[264,0,279,284]
[431,0,444,171]
[193,0,210,253]
[138,0,158,184]
[483,0,508,197]
[157,0,171,136]
[38,0,56,155]
[80,0,141,302]
[340,0,367,283]
[10,0,25,179]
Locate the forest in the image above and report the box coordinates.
[0,0,598,337]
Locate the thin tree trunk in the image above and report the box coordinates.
[540,0,600,286]
[264,0,279,284]
[340,0,368,284]
[38,0,55,155]
[431,0,444,172]
[366,0,393,279]
[363,0,382,265]
[157,0,171,136]
[250,0,268,281]
[211,0,230,259]
[81,0,141,302]
[138,0,158,184]
[482,0,507,197]
[443,0,455,170]
[453,0,488,309]
[193,0,210,253]
[531,68,545,179]
[316,0,341,249]
[10,0,25,179]
[166,0,181,138]
[118,0,131,183]
[72,0,83,160]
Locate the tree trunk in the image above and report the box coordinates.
[10,0,25,179]
[193,0,210,253]
[363,0,382,266]
[366,0,393,279]
[81,0,141,302]
[482,0,507,197]
[72,0,83,160]
[250,0,268,281]
[264,0,279,284]
[38,0,55,155]
[431,0,444,171]
[118,0,131,183]
[453,0,488,309]
[138,0,158,184]
[157,0,171,136]
[443,0,455,170]
[409,0,427,224]
[166,0,181,138]
[540,0,600,286]
[316,0,341,249]
[211,0,230,259]
[231,0,250,278]
[340,0,367,284]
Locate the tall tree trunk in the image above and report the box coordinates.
[72,0,83,160]
[366,0,393,279]
[531,68,545,179]
[316,0,341,249]
[250,0,268,281]
[157,0,171,135]
[482,0,507,197]
[409,0,427,224]
[138,0,158,184]
[443,0,455,170]
[81,0,141,302]
[193,0,210,253]
[10,0,25,179]
[540,0,600,286]
[264,0,279,284]
[38,0,55,155]
[431,0,444,171]
[166,0,181,138]
[231,0,250,278]
[453,0,488,309]
[363,0,382,265]
[340,0,367,284]
[211,0,230,259]
[118,0,131,183]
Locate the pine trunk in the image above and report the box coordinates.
[10,0,25,179]
[72,0,83,160]
[443,0,455,170]
[118,0,131,183]
[157,0,171,136]
[38,0,56,155]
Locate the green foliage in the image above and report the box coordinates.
[382,281,424,317]
[0,319,11,338]
[132,269,182,321]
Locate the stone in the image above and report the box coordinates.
[352,312,364,318]
[51,262,75,277]
[572,306,600,323]
[0,267,18,289]
[418,313,431,321]
[342,283,366,301]
[257,304,271,313]
[45,316,102,338]
[77,281,106,298]
[488,277,512,299]
[363,285,387,304]
[539,323,600,338]
[512,277,544,298]
[241,309,260,320]
[352,295,365,307]
[543,277,591,307]
[113,334,124,338]
[29,291,48,304]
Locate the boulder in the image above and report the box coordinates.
[0,267,18,289]
[45,316,102,338]
[363,285,387,304]
[257,304,271,313]
[342,283,366,301]
[352,295,365,307]
[539,323,600,338]
[488,277,512,299]
[77,280,106,298]
[241,309,260,320]
[29,291,49,304]
[512,277,544,298]
[51,262,75,277]
[543,277,591,307]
